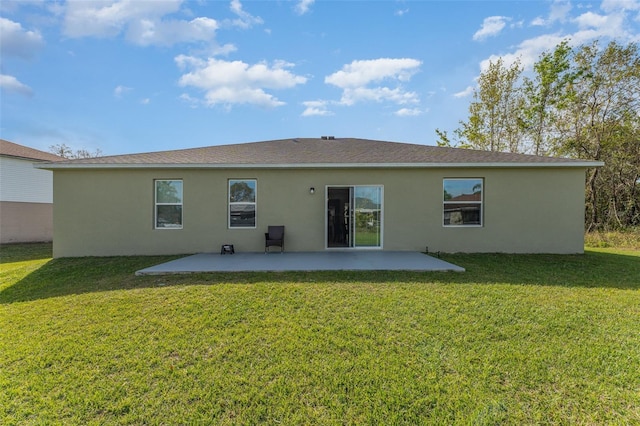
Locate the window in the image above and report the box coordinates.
[443,178,483,226]
[155,180,183,229]
[229,179,256,228]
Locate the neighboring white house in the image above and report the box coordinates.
[0,139,63,243]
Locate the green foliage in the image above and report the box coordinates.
[229,181,255,203]
[448,40,640,231]
[156,180,182,203]
[522,40,575,156]
[455,57,524,153]
[435,128,452,147]
[1,243,639,424]
[557,41,640,230]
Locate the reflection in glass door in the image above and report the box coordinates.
[354,186,382,248]
[327,186,382,248]
[327,187,351,247]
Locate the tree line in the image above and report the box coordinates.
[49,143,103,159]
[438,40,640,231]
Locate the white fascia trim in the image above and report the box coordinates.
[36,161,604,170]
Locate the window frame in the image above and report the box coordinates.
[442,178,483,227]
[228,179,257,229]
[154,179,183,230]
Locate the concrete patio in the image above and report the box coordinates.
[136,251,464,275]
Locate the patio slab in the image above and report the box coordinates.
[135,251,464,275]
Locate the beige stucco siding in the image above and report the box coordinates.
[0,201,54,243]
[52,167,586,257]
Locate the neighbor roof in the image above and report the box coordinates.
[1,139,63,162]
[37,138,603,169]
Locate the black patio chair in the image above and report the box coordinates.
[265,226,285,253]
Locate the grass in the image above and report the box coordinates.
[584,228,640,250]
[1,243,639,425]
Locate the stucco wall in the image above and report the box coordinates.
[52,167,587,257]
[0,201,54,243]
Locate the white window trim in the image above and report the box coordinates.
[442,178,483,228]
[228,179,257,229]
[155,179,183,230]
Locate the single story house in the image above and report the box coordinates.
[0,139,63,243]
[37,137,602,258]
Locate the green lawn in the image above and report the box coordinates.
[1,243,639,425]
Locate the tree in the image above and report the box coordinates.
[455,57,525,152]
[435,128,453,147]
[49,143,103,159]
[521,40,575,156]
[229,181,255,203]
[156,181,181,204]
[554,41,640,230]
[444,40,640,231]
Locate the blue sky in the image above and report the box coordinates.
[1,0,639,155]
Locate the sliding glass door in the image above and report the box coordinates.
[327,186,382,248]
[353,186,382,247]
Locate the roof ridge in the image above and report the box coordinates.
[36,137,601,168]
[0,139,64,162]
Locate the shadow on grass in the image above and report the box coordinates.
[1,249,638,304]
[0,242,52,264]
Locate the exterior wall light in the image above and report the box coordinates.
[309,187,315,194]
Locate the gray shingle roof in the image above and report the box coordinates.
[38,137,602,169]
[0,139,64,162]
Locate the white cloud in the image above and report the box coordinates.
[531,16,547,26]
[208,43,238,56]
[176,56,307,108]
[601,0,640,13]
[570,11,632,42]
[549,0,572,22]
[63,0,182,38]
[325,58,421,106]
[571,7,633,42]
[480,33,567,71]
[0,17,44,59]
[575,11,610,28]
[114,85,132,98]
[339,87,419,106]
[395,108,423,116]
[473,16,509,41]
[453,86,474,98]
[395,8,410,17]
[62,0,263,46]
[179,93,200,108]
[476,0,640,85]
[127,16,218,46]
[227,0,263,28]
[63,0,219,46]
[326,58,421,88]
[295,0,315,15]
[0,74,33,96]
[140,98,150,105]
[301,100,333,116]
[531,0,572,26]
